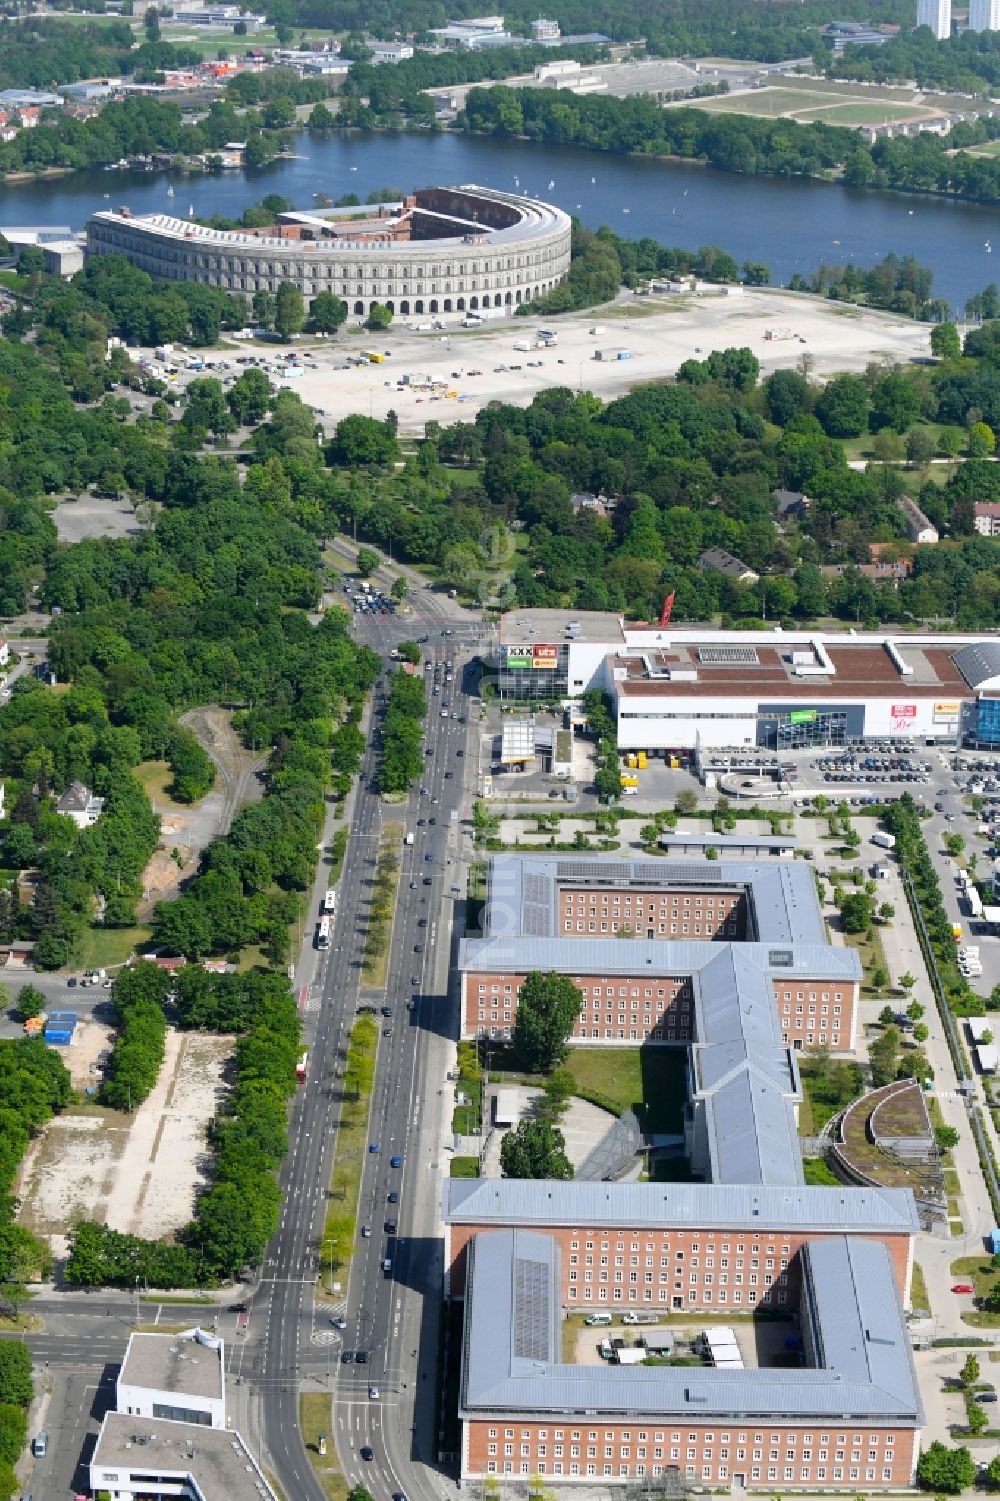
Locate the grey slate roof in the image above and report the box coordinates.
[461,1230,923,1423]
[443,1179,921,1234]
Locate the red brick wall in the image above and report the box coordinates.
[464,1418,918,1489]
[557,886,747,940]
[772,978,857,1054]
[463,971,858,1053]
[464,971,693,1043]
[447,1225,912,1304]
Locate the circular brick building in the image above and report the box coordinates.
[86,184,573,318]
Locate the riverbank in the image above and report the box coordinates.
[1,125,994,310]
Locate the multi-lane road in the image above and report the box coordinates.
[7,576,485,1501]
[257,575,482,1501]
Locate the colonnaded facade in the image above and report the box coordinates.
[85,185,573,317]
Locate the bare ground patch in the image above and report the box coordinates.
[178,706,268,837]
[17,1029,233,1262]
[136,760,227,916]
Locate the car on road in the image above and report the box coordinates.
[369,1141,380,1154]
[456,749,464,757]
[418,918,427,927]
[422,876,432,885]
[393,1492,409,1501]
[385,1218,397,1233]
[342,1351,353,1364]
[361,1445,374,1461]
[445,770,454,778]
[361,1224,371,1237]
[382,1026,392,1036]
[356,1351,368,1363]
[414,942,424,953]
[388,1190,399,1203]
[391,1154,403,1168]
[381,1005,393,1016]
[368,1385,380,1400]
[330,1316,347,1329]
[383,1257,393,1272]
[953,1283,975,1293]
[934,802,945,812]
[976,1392,999,1403]
[424,852,433,862]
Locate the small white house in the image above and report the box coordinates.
[55,780,105,828]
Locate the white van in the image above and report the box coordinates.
[585,1313,613,1326]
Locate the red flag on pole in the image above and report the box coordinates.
[660,591,676,627]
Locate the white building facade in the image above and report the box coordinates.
[968,0,1000,30]
[917,0,951,37]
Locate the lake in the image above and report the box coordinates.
[1,126,998,312]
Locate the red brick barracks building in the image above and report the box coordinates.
[449,858,924,1488]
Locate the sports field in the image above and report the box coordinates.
[689,84,941,129]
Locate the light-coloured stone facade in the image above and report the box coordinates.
[86,185,572,316]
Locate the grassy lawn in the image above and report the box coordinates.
[74,925,150,971]
[564,1046,686,1134]
[299,1393,347,1501]
[450,1155,479,1177]
[952,1254,1000,1325]
[798,101,931,125]
[802,1157,840,1186]
[912,1261,931,1315]
[839,921,889,994]
[361,822,402,988]
[320,1016,378,1294]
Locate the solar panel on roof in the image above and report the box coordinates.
[513,1256,549,1361]
[698,646,760,665]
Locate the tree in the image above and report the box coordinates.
[396,640,421,664]
[763,369,810,426]
[144,6,160,39]
[936,1124,960,1153]
[356,547,380,578]
[916,1442,975,1494]
[512,971,583,1073]
[307,290,347,335]
[499,1117,573,1180]
[13,985,45,1023]
[869,1025,901,1088]
[253,289,276,329]
[986,1455,1000,1489]
[840,891,873,933]
[675,789,698,816]
[815,373,869,438]
[877,901,895,923]
[308,102,336,131]
[931,322,961,360]
[905,427,935,469]
[913,1023,929,1043]
[227,367,272,426]
[274,281,304,339]
[0,1344,32,1408]
[366,302,393,331]
[900,975,917,995]
[391,576,408,600]
[969,420,997,457]
[541,1066,575,1120]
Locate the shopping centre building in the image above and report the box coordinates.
[492,610,1000,750]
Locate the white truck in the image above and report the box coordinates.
[322,889,337,914]
[968,886,984,919]
[871,831,896,850]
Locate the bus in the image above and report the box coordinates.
[296,1051,308,1084]
[316,916,332,950]
[322,889,337,915]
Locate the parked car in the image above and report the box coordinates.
[952,1283,975,1293]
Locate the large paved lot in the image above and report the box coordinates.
[230,291,930,434]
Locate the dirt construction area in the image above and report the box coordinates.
[138,706,267,914]
[260,289,930,434]
[17,1029,232,1263]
